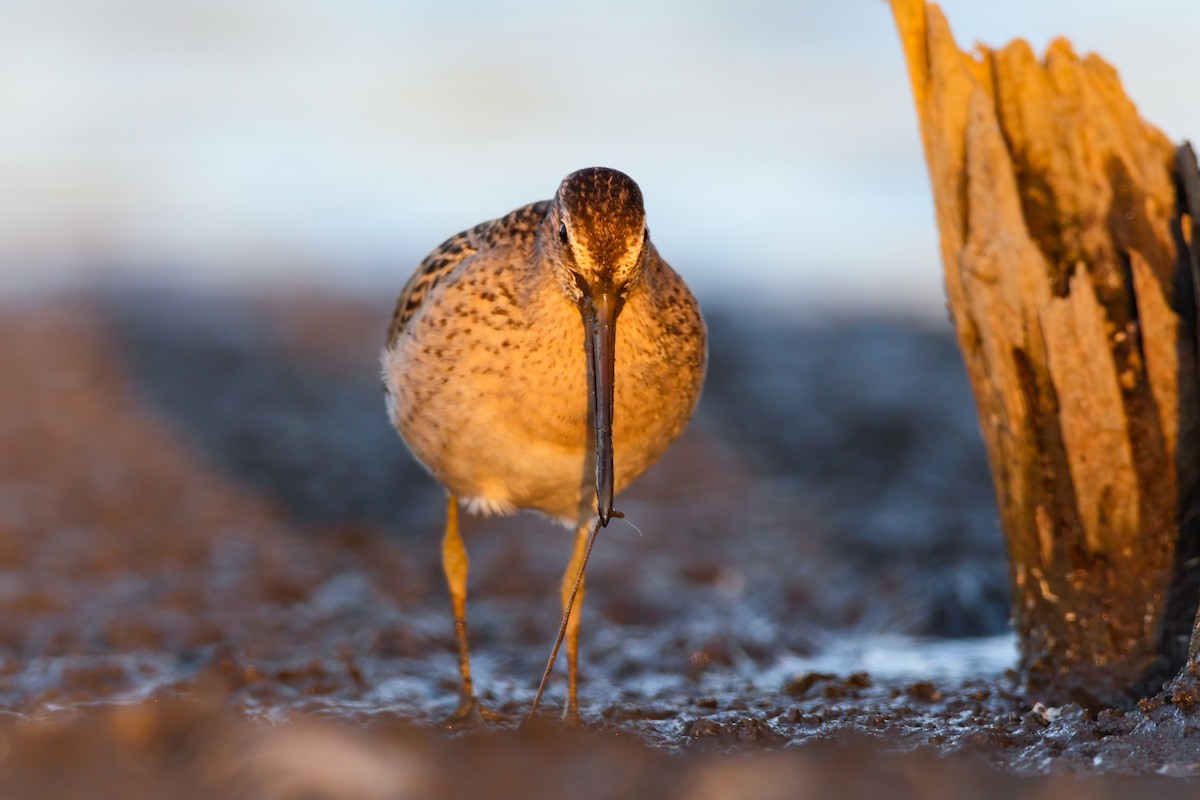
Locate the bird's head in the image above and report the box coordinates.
[544,167,650,526]
[548,166,649,302]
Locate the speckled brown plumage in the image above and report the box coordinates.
[381,171,704,522]
[386,200,551,346]
[379,167,706,722]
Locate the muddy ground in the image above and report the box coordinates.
[2,288,1200,797]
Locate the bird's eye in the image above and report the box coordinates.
[559,223,569,244]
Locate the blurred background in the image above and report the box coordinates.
[4,0,1199,310]
[0,2,1196,784]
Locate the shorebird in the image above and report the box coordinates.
[381,167,706,724]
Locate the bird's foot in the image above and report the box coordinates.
[444,697,508,730]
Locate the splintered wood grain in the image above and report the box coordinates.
[1040,272,1139,554]
[993,38,1176,304]
[1129,249,1180,467]
[890,0,1195,702]
[892,1,989,373]
[890,0,1181,555]
[957,84,1055,557]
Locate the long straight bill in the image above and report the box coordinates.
[583,290,619,526]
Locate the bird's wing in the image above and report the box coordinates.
[385,200,550,347]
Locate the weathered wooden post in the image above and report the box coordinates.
[890,0,1200,706]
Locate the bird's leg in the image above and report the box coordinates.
[441,495,500,725]
[559,522,591,724]
[527,515,609,724]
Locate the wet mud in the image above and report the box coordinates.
[2,288,1199,796]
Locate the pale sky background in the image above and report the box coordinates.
[3,1,1198,312]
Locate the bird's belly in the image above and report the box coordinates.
[382,335,688,525]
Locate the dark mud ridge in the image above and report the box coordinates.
[1,289,1198,797]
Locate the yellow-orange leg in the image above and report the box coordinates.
[559,522,591,724]
[441,495,499,725]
